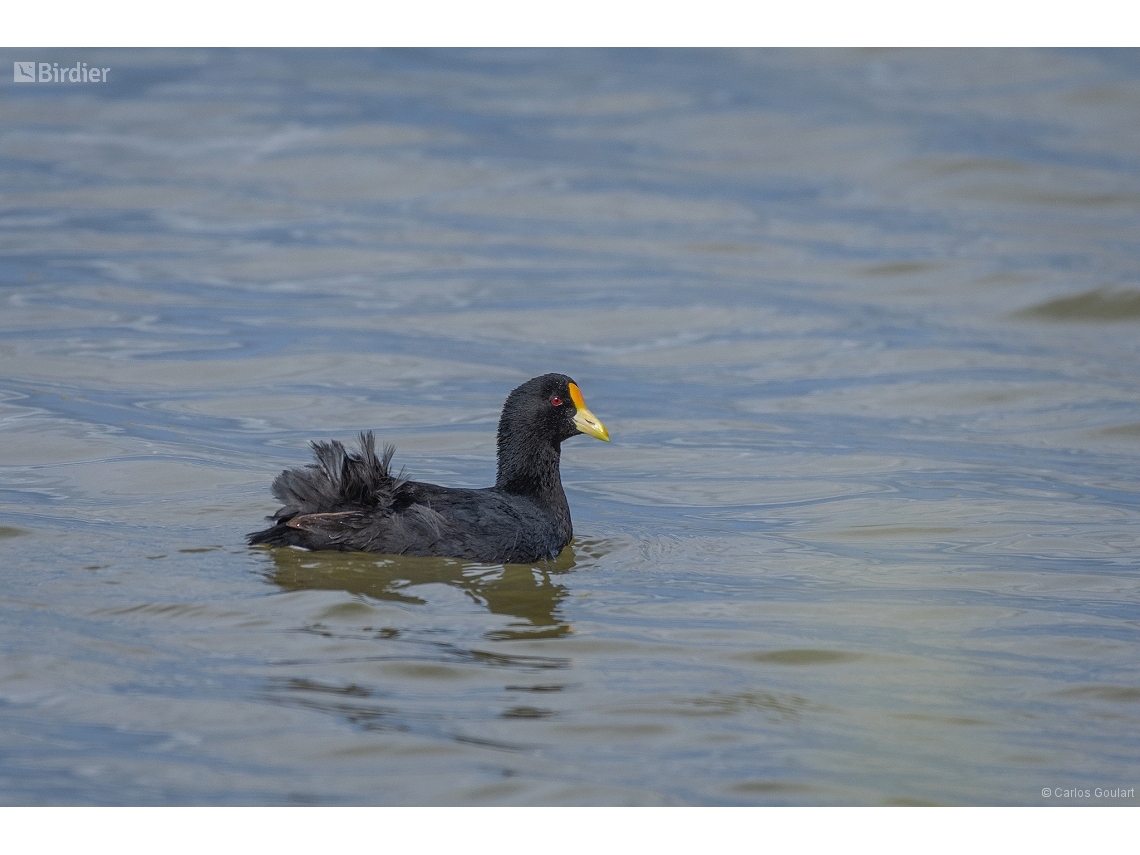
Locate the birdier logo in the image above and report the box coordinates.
[14,62,110,83]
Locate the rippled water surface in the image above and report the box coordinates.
[2,48,1139,805]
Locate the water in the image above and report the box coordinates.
[2,48,1139,805]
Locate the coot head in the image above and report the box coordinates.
[498,373,609,447]
[495,374,609,495]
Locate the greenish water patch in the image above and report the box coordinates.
[860,261,945,276]
[285,678,371,698]
[1099,423,1140,438]
[1055,685,1140,702]
[501,706,555,719]
[728,780,818,794]
[1016,287,1140,321]
[738,649,864,666]
[893,712,988,727]
[0,526,31,538]
[884,796,944,806]
[669,691,816,720]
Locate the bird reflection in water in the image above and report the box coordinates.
[264,544,581,640]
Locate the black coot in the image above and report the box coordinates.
[247,374,609,563]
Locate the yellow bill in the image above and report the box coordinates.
[568,382,610,442]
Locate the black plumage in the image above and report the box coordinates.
[247,374,609,563]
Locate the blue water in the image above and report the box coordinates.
[1,48,1139,804]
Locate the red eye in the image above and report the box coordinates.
[550,395,563,407]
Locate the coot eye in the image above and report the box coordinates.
[550,395,563,407]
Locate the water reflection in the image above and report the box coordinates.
[263,545,578,639]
